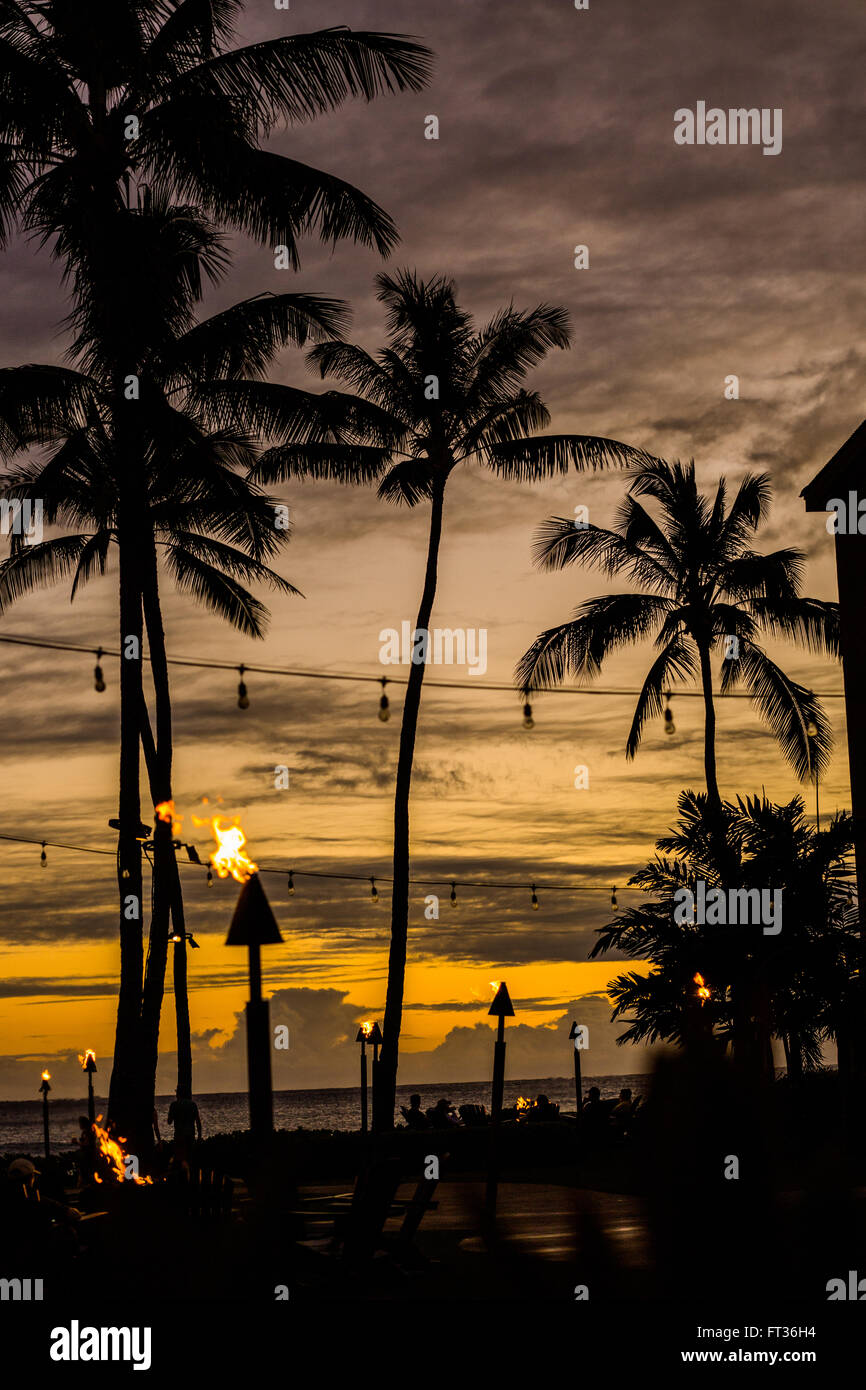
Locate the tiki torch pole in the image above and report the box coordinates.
[83,1052,97,1126]
[569,1022,584,1114]
[356,1026,370,1135]
[39,1072,51,1159]
[485,982,515,1226]
[225,872,284,1150]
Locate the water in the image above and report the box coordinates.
[0,1074,646,1153]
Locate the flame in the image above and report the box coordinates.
[155,800,183,836]
[360,1021,373,1038]
[91,1115,152,1186]
[41,1070,50,1081]
[490,980,501,992]
[79,1049,96,1070]
[194,814,258,883]
[694,972,711,1005]
[516,1096,532,1113]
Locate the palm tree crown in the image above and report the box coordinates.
[517,458,839,800]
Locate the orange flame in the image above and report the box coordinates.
[79,1049,96,1070]
[41,1070,50,1081]
[490,980,501,991]
[360,1021,373,1038]
[694,972,711,1005]
[516,1095,532,1113]
[193,814,258,883]
[155,800,183,836]
[91,1116,152,1186]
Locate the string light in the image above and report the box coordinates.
[370,876,378,903]
[93,648,106,693]
[40,841,47,868]
[664,691,675,736]
[523,699,534,729]
[531,883,539,910]
[378,678,390,722]
[288,870,294,896]
[237,665,250,710]
[450,881,457,908]
[4,632,841,703]
[610,886,617,908]
[206,867,213,887]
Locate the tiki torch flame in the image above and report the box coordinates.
[694,972,710,1005]
[196,815,258,883]
[91,1115,153,1186]
[360,1021,373,1038]
[41,1070,50,1081]
[490,980,500,991]
[79,1049,96,1070]
[155,800,183,835]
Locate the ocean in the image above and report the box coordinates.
[0,1073,647,1153]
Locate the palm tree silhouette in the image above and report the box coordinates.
[517,458,839,806]
[0,3,429,1138]
[591,789,855,1079]
[0,200,342,1127]
[254,269,654,1127]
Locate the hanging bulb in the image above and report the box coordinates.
[806,719,818,738]
[610,886,617,909]
[370,876,378,904]
[523,701,534,730]
[450,881,458,909]
[378,679,390,722]
[40,841,47,869]
[288,870,295,896]
[206,866,213,888]
[531,883,539,910]
[237,664,250,710]
[93,647,106,693]
[664,691,675,735]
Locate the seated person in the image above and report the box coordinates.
[527,1093,559,1122]
[610,1087,634,1131]
[400,1093,430,1129]
[426,1097,459,1128]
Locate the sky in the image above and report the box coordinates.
[0,0,862,1100]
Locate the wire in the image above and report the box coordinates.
[0,632,846,699]
[0,830,636,893]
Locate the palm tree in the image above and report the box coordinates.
[253,269,654,1127]
[591,789,855,1078]
[0,0,430,1141]
[517,459,839,808]
[0,200,344,1137]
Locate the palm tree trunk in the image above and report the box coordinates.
[697,641,721,807]
[107,439,146,1146]
[374,474,447,1130]
[139,534,175,1128]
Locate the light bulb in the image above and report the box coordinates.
[611,887,617,909]
[378,680,390,722]
[523,701,534,729]
[288,870,295,896]
[40,842,47,868]
[93,652,106,693]
[806,720,818,738]
[531,884,539,910]
[370,877,378,903]
[237,666,249,709]
[664,708,675,735]
[450,882,457,908]
[206,867,213,888]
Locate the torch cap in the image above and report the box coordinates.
[488,981,515,1017]
[225,872,284,946]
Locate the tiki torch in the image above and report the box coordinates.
[39,1071,51,1158]
[356,1023,374,1134]
[485,981,515,1225]
[569,1021,585,1114]
[80,1050,97,1125]
[225,871,284,1146]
